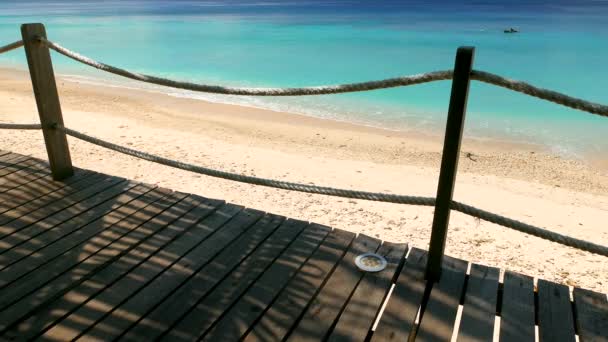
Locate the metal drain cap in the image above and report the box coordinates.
[355,252,387,272]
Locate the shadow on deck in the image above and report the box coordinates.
[0,151,605,342]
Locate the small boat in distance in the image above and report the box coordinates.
[504,27,519,33]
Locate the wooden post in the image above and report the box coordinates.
[21,23,73,180]
[425,47,475,282]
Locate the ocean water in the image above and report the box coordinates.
[1,0,607,158]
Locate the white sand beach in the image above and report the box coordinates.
[1,67,607,292]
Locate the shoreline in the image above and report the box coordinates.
[2,65,607,183]
[1,66,607,292]
[5,64,607,168]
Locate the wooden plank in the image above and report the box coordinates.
[82,211,283,340]
[287,234,382,342]
[0,189,177,308]
[0,184,157,288]
[0,152,27,162]
[416,255,468,342]
[0,173,119,237]
[0,151,14,163]
[573,287,608,342]
[0,158,81,206]
[124,218,309,341]
[0,180,140,264]
[0,159,49,193]
[0,195,218,338]
[537,279,576,342]
[0,155,32,180]
[426,46,475,281]
[0,170,101,222]
[21,23,73,180]
[0,175,124,244]
[39,204,254,341]
[0,156,48,181]
[457,263,500,342]
[169,223,331,342]
[328,242,408,342]
[0,151,19,162]
[0,168,93,214]
[206,228,355,342]
[371,247,428,341]
[0,155,32,178]
[499,271,535,342]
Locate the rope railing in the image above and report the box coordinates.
[33,37,608,117]
[3,122,604,257]
[0,40,23,54]
[471,70,608,118]
[2,38,607,117]
[0,123,42,130]
[60,126,608,257]
[1,38,607,258]
[39,38,454,96]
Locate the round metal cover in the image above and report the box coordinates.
[355,253,387,272]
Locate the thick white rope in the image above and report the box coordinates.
[38,37,453,96]
[60,126,437,206]
[0,123,41,130]
[451,202,608,256]
[471,70,608,118]
[2,37,608,255]
[55,125,607,257]
[0,40,23,54]
[37,37,608,117]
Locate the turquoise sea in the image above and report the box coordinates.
[1,0,607,158]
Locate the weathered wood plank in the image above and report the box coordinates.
[172,223,331,342]
[0,159,49,193]
[0,151,14,163]
[0,159,50,203]
[0,155,31,175]
[82,211,281,340]
[457,263,500,342]
[0,174,123,235]
[328,242,408,342]
[21,23,73,180]
[0,151,604,342]
[287,234,382,342]
[416,255,468,342]
[0,184,158,289]
[573,287,608,342]
[499,271,535,342]
[126,218,308,341]
[206,228,355,342]
[0,173,119,237]
[0,194,214,338]
[537,279,576,342]
[0,157,85,203]
[371,247,428,341]
[0,180,140,264]
[0,168,93,214]
[0,155,48,183]
[0,171,101,221]
[40,204,253,341]
[0,188,176,308]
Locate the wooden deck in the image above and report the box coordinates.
[0,151,605,342]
